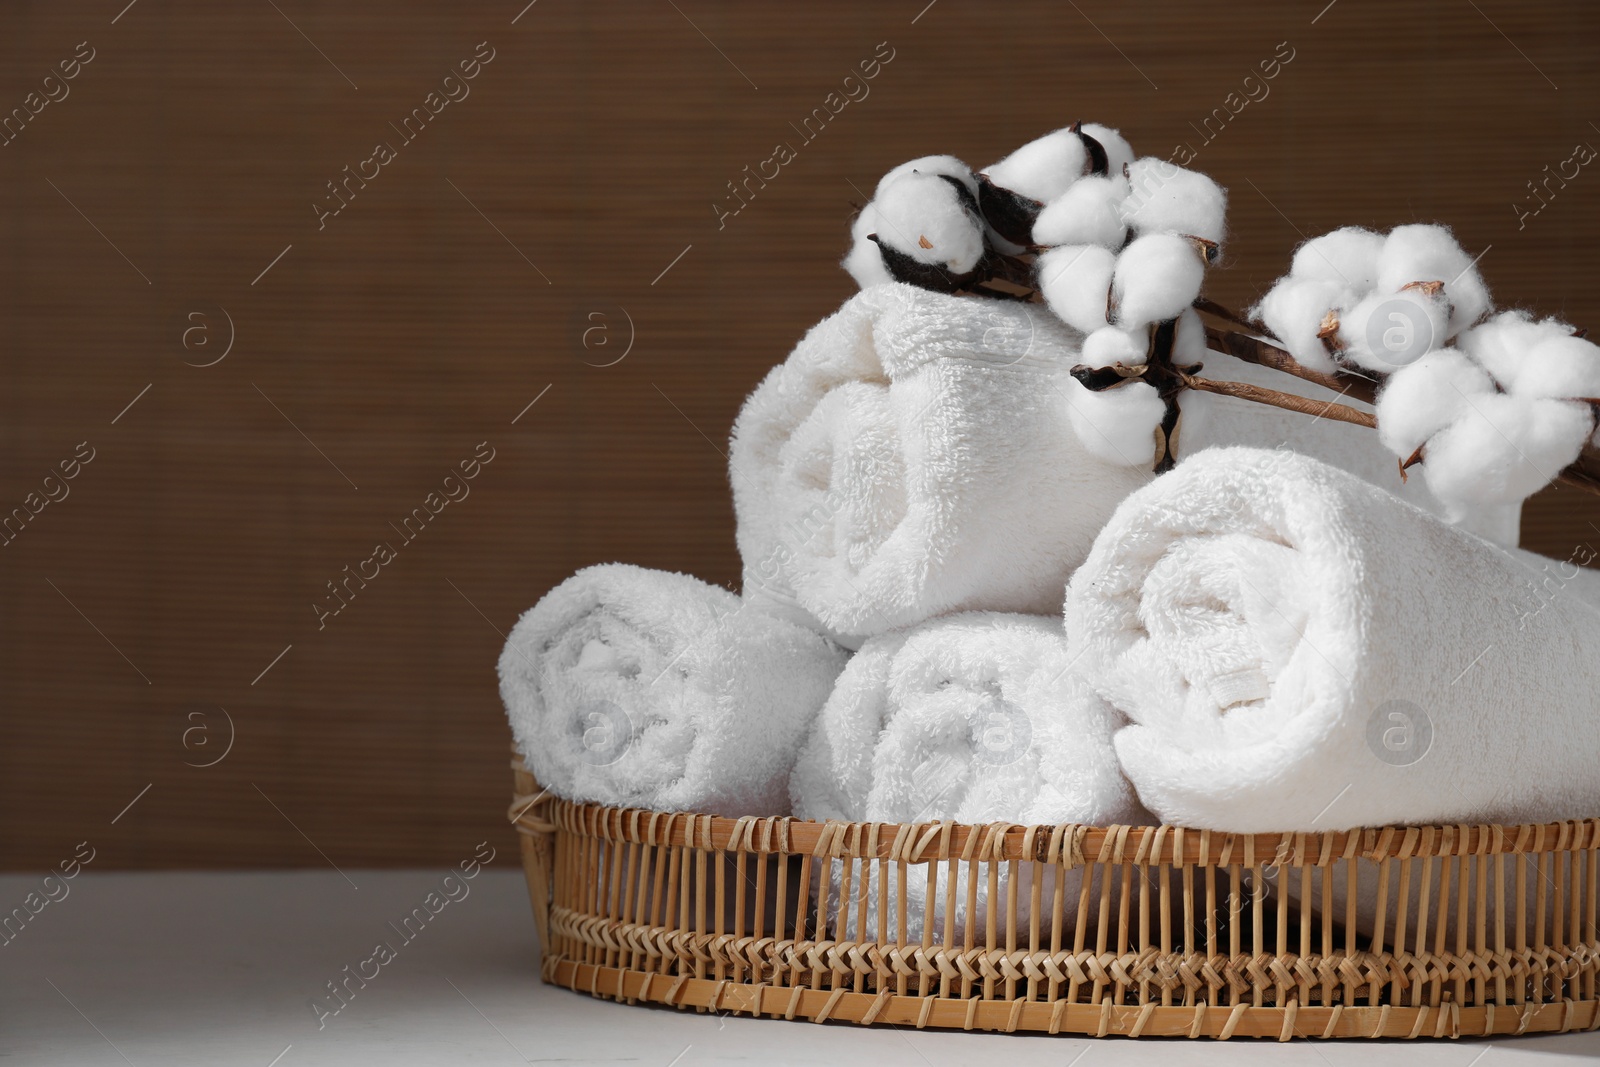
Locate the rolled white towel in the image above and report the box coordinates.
[734,285,1511,647]
[790,612,1145,940]
[731,283,1150,646]
[499,564,848,815]
[1067,446,1600,832]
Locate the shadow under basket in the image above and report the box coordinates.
[511,755,1600,1040]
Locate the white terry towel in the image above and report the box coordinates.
[731,283,1152,647]
[790,612,1145,940]
[732,283,1507,649]
[499,564,848,816]
[1067,446,1600,832]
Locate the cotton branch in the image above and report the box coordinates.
[1193,300,1600,501]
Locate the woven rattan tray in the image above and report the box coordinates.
[510,755,1599,1040]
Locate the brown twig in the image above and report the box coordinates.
[1179,373,1378,428]
[1148,318,1186,474]
[1193,299,1381,400]
[1200,323,1380,406]
[1192,296,1257,332]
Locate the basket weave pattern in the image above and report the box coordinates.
[511,757,1600,1040]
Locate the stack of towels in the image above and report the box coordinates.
[498,276,1600,839]
[501,113,1600,880]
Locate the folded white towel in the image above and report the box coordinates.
[731,283,1152,647]
[1067,446,1600,832]
[499,564,848,816]
[790,612,1145,939]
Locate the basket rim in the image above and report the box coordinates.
[539,956,1600,1040]
[510,754,1600,865]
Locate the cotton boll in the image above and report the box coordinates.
[1456,310,1538,389]
[842,238,893,289]
[1421,394,1593,512]
[1456,310,1574,392]
[1037,244,1117,333]
[1082,325,1148,369]
[1031,175,1129,248]
[875,154,977,199]
[1172,307,1206,365]
[1121,159,1227,244]
[1513,334,1600,401]
[1377,224,1469,290]
[1251,275,1350,374]
[982,128,1096,204]
[1374,349,1496,461]
[1066,379,1166,467]
[1080,123,1136,176]
[1111,233,1206,328]
[1336,287,1450,373]
[872,170,986,275]
[877,155,999,253]
[1289,226,1383,292]
[842,203,896,289]
[1377,223,1490,336]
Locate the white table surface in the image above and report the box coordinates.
[3,869,1598,1066]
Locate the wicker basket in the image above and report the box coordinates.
[511,754,1600,1040]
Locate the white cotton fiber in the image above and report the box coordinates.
[873,170,985,274]
[1252,275,1350,373]
[982,128,1094,203]
[1336,287,1450,372]
[843,203,894,289]
[1111,232,1205,328]
[1514,335,1600,400]
[1032,175,1129,248]
[1376,223,1469,290]
[875,154,977,199]
[1421,394,1593,515]
[1080,122,1136,176]
[1173,307,1206,365]
[1037,243,1117,333]
[1377,223,1490,336]
[1290,226,1384,292]
[1172,386,1214,454]
[1456,310,1573,392]
[1120,158,1227,244]
[1082,325,1147,368]
[1066,378,1166,467]
[1443,276,1493,337]
[1374,349,1496,460]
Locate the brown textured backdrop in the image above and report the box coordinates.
[3,0,1598,869]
